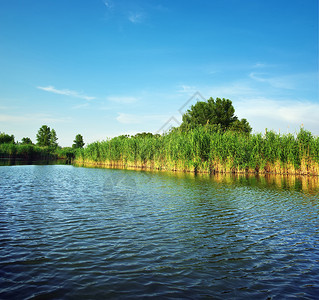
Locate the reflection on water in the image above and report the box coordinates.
[202,172,319,195]
[75,163,319,195]
[0,158,68,166]
[121,168,319,195]
[0,165,318,299]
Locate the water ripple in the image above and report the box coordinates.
[0,165,318,299]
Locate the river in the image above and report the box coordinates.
[0,165,318,299]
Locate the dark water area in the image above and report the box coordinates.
[0,158,67,167]
[0,165,318,299]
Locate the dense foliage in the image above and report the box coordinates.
[36,125,58,148]
[21,137,33,145]
[0,132,15,144]
[0,126,76,162]
[0,143,58,160]
[75,127,319,175]
[73,134,85,149]
[181,97,252,134]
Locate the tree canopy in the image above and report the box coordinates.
[72,134,85,149]
[0,132,15,144]
[36,125,58,147]
[50,129,58,149]
[21,137,33,145]
[134,132,160,138]
[180,97,252,134]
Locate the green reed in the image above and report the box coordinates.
[0,143,58,160]
[75,127,319,175]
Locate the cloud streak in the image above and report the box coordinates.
[128,12,143,23]
[249,72,296,89]
[103,0,113,9]
[37,86,95,100]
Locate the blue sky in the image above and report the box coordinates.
[0,0,318,146]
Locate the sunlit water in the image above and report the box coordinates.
[0,165,318,299]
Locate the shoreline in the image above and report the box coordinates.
[73,160,319,194]
[73,159,319,177]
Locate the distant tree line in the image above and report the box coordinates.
[1,126,85,148]
[0,126,85,162]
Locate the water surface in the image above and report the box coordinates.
[0,165,318,299]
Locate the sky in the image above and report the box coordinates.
[0,0,318,146]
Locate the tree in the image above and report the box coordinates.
[36,125,51,146]
[134,132,154,138]
[50,129,58,148]
[36,125,58,147]
[72,134,85,149]
[0,132,15,144]
[21,137,33,145]
[229,118,252,134]
[180,97,252,134]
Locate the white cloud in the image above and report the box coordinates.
[205,81,257,99]
[193,69,318,102]
[253,63,267,68]
[103,0,113,9]
[176,69,319,134]
[235,98,319,134]
[128,12,143,23]
[252,62,277,69]
[116,113,141,124]
[37,86,95,101]
[249,72,295,89]
[107,96,138,103]
[177,85,197,94]
[249,71,318,91]
[249,72,267,83]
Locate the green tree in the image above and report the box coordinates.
[0,132,15,144]
[50,129,58,148]
[134,132,154,138]
[229,118,252,134]
[36,125,51,146]
[36,125,58,147]
[21,137,33,144]
[36,125,51,147]
[181,97,251,133]
[72,134,85,149]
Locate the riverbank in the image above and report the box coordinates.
[0,143,76,163]
[74,127,319,176]
[73,158,319,176]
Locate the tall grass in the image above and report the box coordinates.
[0,143,59,161]
[75,127,319,175]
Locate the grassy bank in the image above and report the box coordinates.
[0,143,76,162]
[74,127,319,176]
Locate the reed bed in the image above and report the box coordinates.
[0,143,58,161]
[75,127,319,175]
